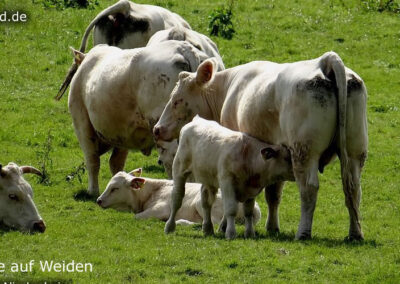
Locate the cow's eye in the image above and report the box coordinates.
[110,188,118,193]
[9,194,19,201]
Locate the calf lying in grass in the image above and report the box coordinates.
[165,116,295,239]
[0,163,45,233]
[97,168,261,225]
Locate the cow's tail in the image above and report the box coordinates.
[55,0,131,100]
[322,52,351,191]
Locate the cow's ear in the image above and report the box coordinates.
[130,177,146,190]
[69,47,85,66]
[128,168,142,177]
[261,147,279,160]
[196,59,215,85]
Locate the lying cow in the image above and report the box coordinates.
[0,163,46,233]
[56,0,191,99]
[68,40,209,197]
[96,168,261,226]
[154,52,368,240]
[164,116,294,239]
[147,27,225,71]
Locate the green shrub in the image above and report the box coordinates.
[33,0,99,10]
[208,0,235,40]
[361,0,400,13]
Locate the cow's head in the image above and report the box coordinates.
[156,140,178,179]
[260,145,295,183]
[0,163,46,233]
[153,58,218,141]
[96,169,145,212]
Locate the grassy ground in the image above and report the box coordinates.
[0,0,399,282]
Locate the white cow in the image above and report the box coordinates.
[156,140,178,179]
[154,52,368,240]
[147,27,225,71]
[164,116,294,239]
[149,27,225,178]
[56,0,191,99]
[0,163,46,233]
[68,41,209,197]
[96,168,261,226]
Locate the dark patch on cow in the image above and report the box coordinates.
[174,61,191,72]
[305,76,336,92]
[359,152,367,168]
[347,75,363,96]
[96,13,149,46]
[304,76,336,108]
[158,74,170,88]
[291,142,310,169]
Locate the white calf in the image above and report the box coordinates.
[165,117,294,239]
[97,168,261,226]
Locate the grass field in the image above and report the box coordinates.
[0,0,399,282]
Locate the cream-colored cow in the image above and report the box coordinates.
[67,41,209,197]
[164,117,294,239]
[57,0,191,99]
[0,163,45,233]
[154,52,368,240]
[97,168,261,226]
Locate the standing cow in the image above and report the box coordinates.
[154,52,368,240]
[57,0,191,99]
[164,116,294,239]
[68,41,209,197]
[0,163,46,233]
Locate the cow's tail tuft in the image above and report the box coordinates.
[55,62,78,101]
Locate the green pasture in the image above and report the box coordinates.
[0,0,399,282]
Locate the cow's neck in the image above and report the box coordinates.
[200,72,229,123]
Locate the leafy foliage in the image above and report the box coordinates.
[34,0,99,10]
[35,131,54,185]
[208,1,235,39]
[361,0,400,13]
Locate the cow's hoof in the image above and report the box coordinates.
[346,233,364,242]
[164,220,176,234]
[203,229,214,237]
[295,232,312,241]
[244,229,255,239]
[225,229,236,240]
[87,188,100,198]
[266,227,280,235]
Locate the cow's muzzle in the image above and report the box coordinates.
[32,220,46,233]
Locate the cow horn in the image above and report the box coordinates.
[20,166,43,177]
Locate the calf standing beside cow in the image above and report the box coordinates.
[1,1,367,240]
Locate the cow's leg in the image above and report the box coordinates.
[164,171,188,234]
[201,185,216,236]
[109,148,129,175]
[221,181,239,240]
[264,182,284,233]
[292,146,320,240]
[218,215,227,233]
[243,198,256,238]
[342,156,365,240]
[135,203,169,221]
[69,104,112,197]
